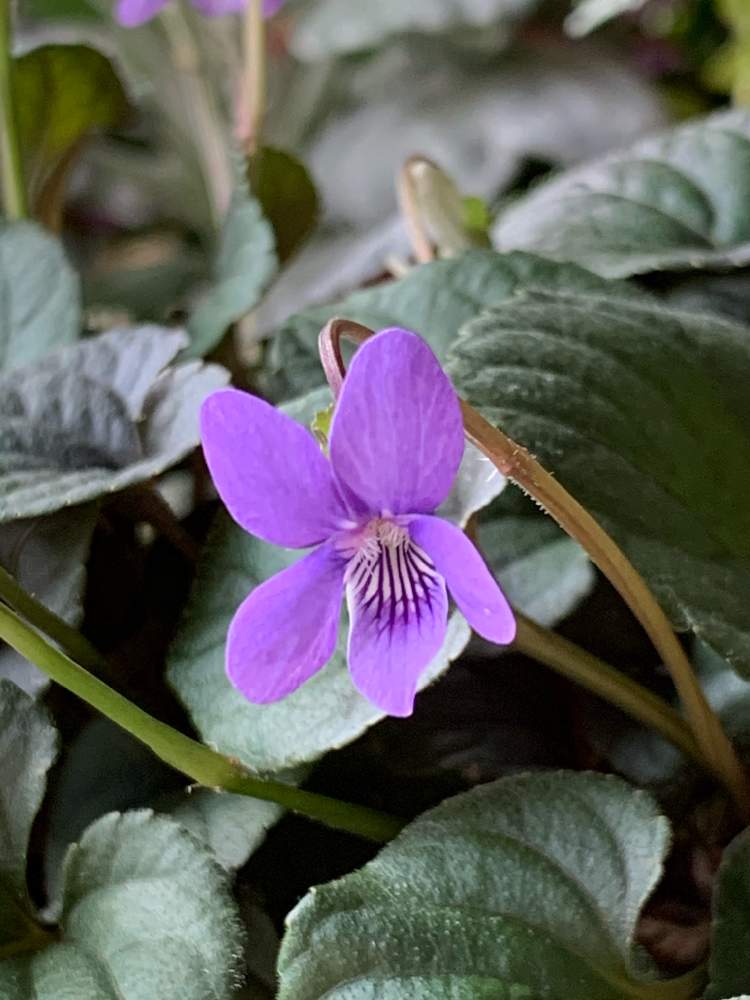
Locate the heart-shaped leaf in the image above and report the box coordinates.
[0,683,243,998]
[277,770,689,999]
[0,222,80,370]
[0,326,228,522]
[447,289,750,680]
[493,108,750,277]
[0,811,244,999]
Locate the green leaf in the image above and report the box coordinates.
[707,827,750,1000]
[171,789,281,872]
[187,193,278,358]
[447,290,750,679]
[290,0,539,60]
[478,488,594,628]
[13,45,128,214]
[0,811,244,999]
[265,249,630,400]
[167,386,497,772]
[0,681,58,951]
[0,222,80,370]
[277,771,683,999]
[493,108,750,277]
[0,326,228,523]
[249,147,319,263]
[0,505,97,695]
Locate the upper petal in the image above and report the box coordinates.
[409,515,516,644]
[227,542,345,703]
[345,527,448,716]
[115,0,168,25]
[329,328,465,516]
[201,388,347,547]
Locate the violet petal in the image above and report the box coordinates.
[201,388,347,548]
[227,542,345,703]
[346,533,448,716]
[409,514,516,644]
[329,328,465,517]
[115,0,168,26]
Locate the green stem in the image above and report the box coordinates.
[0,0,26,219]
[0,563,105,672]
[513,613,702,768]
[0,601,404,843]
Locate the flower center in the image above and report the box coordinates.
[340,517,441,630]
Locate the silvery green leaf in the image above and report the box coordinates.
[0,221,80,370]
[0,326,228,522]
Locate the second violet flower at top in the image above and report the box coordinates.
[201,328,516,717]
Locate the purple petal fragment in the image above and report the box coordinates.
[346,532,448,716]
[201,388,347,548]
[409,515,516,644]
[227,542,345,702]
[263,0,286,13]
[191,0,246,14]
[329,328,465,517]
[115,0,167,25]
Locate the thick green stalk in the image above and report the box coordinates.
[0,601,404,843]
[0,0,25,219]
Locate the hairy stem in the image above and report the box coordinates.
[319,318,750,816]
[513,613,701,766]
[0,601,404,843]
[0,0,25,219]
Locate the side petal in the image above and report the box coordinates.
[329,328,465,516]
[201,388,347,548]
[227,543,345,703]
[115,0,167,25]
[409,515,516,644]
[346,533,448,716]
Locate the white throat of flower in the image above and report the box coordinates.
[339,517,440,629]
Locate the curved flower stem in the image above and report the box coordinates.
[0,0,26,220]
[319,318,750,816]
[513,612,701,766]
[0,600,404,843]
[237,0,266,157]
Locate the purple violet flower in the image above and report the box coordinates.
[115,0,285,28]
[201,328,516,717]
